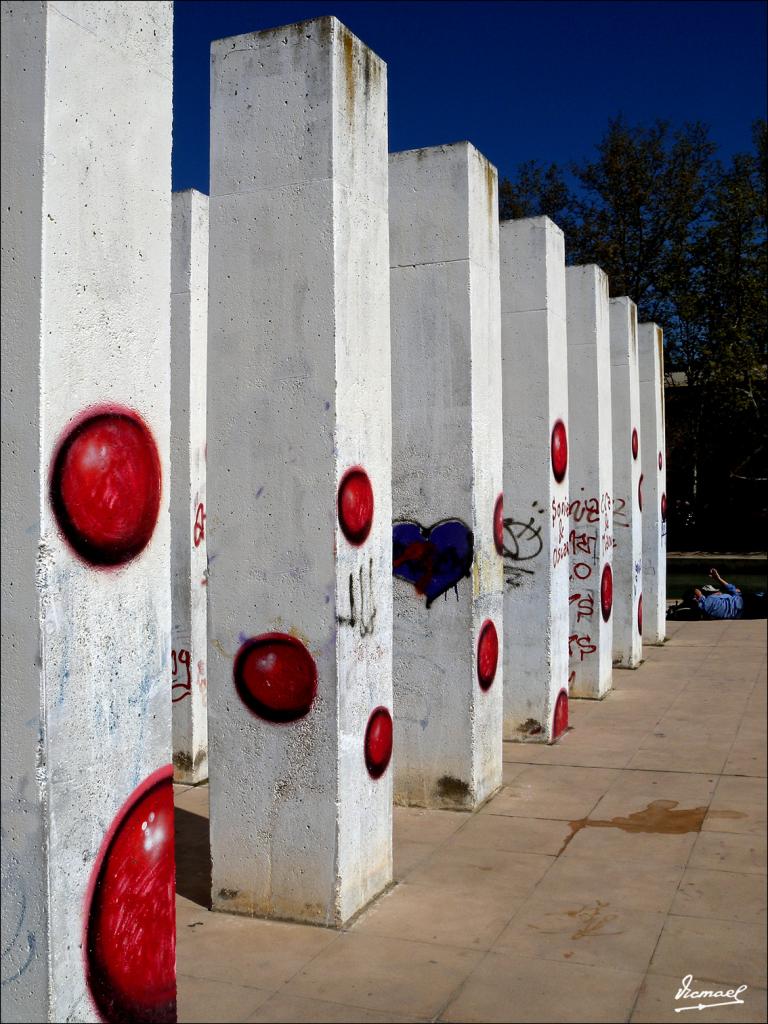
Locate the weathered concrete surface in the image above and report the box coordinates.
[566,265,614,700]
[207,18,392,927]
[171,190,209,783]
[500,217,570,742]
[639,322,667,645]
[2,3,174,1021]
[174,619,768,1023]
[610,297,643,668]
[1,4,49,1018]
[389,142,504,810]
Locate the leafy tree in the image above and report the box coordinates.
[499,118,767,549]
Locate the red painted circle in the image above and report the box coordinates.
[631,428,639,461]
[553,689,569,740]
[234,633,318,723]
[551,419,568,484]
[85,767,176,1024]
[477,619,499,691]
[638,473,644,512]
[51,408,161,566]
[365,706,393,779]
[658,451,663,471]
[638,595,643,636]
[661,492,667,521]
[337,467,374,546]
[600,563,613,622]
[493,494,504,555]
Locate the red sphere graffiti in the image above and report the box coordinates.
[234,633,318,723]
[638,595,643,636]
[638,473,644,512]
[658,451,663,471]
[553,689,569,740]
[337,467,374,546]
[477,619,499,691]
[365,706,393,779]
[550,419,568,484]
[493,494,504,556]
[50,408,161,566]
[85,766,176,1024]
[600,563,613,622]
[661,492,667,521]
[631,427,639,461]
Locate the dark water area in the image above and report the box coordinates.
[666,570,768,599]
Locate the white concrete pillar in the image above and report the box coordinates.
[639,322,667,644]
[565,265,614,699]
[610,297,643,666]
[207,18,392,927]
[500,218,570,742]
[171,190,209,783]
[1,3,175,1022]
[389,143,504,810]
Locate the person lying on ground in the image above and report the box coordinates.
[691,568,744,620]
[668,568,767,621]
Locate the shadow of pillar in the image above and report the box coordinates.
[174,806,212,909]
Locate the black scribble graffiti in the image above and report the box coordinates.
[337,558,377,636]
[504,564,535,589]
[503,517,544,562]
[1,887,36,988]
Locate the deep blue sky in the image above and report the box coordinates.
[172,0,767,194]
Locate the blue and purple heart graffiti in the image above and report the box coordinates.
[392,519,474,608]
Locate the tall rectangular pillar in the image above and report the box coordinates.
[639,322,667,644]
[565,265,614,699]
[389,142,504,810]
[207,18,392,926]
[500,217,570,742]
[610,297,643,666]
[171,189,209,783]
[1,3,175,1021]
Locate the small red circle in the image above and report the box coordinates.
[234,633,318,723]
[661,492,667,521]
[337,467,374,546]
[600,563,613,622]
[553,689,568,739]
[638,473,644,511]
[50,408,161,566]
[631,428,639,460]
[85,767,176,1024]
[551,420,568,484]
[658,451,663,471]
[493,494,504,555]
[365,706,393,779]
[638,595,643,636]
[477,619,499,691]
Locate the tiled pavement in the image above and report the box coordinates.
[174,619,767,1023]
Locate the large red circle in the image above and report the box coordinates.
[631,427,639,461]
[337,467,374,546]
[493,494,504,556]
[85,767,176,1024]
[51,408,161,566]
[477,619,499,691]
[365,706,393,779]
[553,689,569,740]
[234,633,318,723]
[600,563,613,622]
[661,492,667,521]
[551,420,568,484]
[638,595,643,636]
[638,473,644,512]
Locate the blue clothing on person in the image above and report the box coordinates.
[696,583,744,620]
